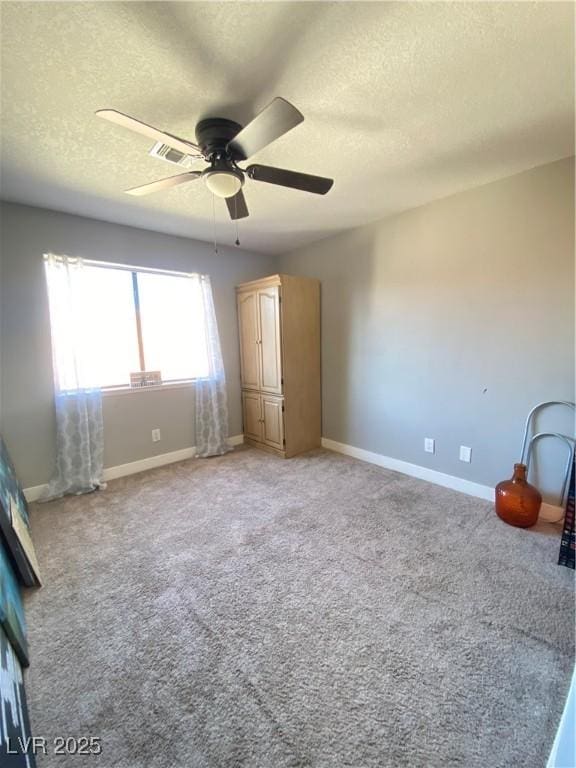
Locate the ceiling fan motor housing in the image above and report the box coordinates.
[196,117,245,198]
[195,117,243,160]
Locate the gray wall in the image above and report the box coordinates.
[0,203,276,487]
[279,159,575,503]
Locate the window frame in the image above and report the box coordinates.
[101,379,195,396]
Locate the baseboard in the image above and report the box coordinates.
[23,484,50,503]
[23,434,244,502]
[102,447,196,482]
[24,434,564,522]
[321,437,564,522]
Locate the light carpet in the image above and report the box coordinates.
[24,446,574,767]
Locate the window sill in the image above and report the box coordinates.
[102,381,196,397]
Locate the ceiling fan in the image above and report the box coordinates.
[95,97,334,220]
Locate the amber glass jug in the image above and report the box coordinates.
[495,463,542,528]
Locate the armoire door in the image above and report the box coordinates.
[237,291,260,390]
[257,287,283,394]
[262,395,284,450]
[242,391,262,442]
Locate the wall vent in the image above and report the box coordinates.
[148,142,198,169]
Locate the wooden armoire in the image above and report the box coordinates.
[236,274,321,457]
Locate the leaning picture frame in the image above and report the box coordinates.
[0,437,41,588]
[0,623,35,766]
[0,543,28,668]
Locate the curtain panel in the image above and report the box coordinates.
[195,274,232,458]
[42,255,105,500]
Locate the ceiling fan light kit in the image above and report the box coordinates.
[204,170,243,199]
[96,97,334,225]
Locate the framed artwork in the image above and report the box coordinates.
[0,544,28,667]
[0,625,35,767]
[0,437,41,588]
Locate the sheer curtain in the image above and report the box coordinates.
[42,255,105,500]
[195,274,232,458]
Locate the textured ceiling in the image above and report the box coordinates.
[1,2,574,255]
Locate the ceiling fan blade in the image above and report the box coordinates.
[227,97,304,160]
[226,190,249,220]
[96,109,201,156]
[125,172,202,197]
[247,164,333,195]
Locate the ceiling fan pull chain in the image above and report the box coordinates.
[235,197,240,246]
[211,193,218,254]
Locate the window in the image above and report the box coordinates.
[44,257,210,390]
[137,271,209,382]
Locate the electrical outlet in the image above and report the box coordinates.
[152,428,161,443]
[424,438,435,454]
[459,445,472,463]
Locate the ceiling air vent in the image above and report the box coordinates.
[148,142,198,169]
